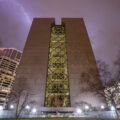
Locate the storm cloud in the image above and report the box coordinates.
[0,0,120,65]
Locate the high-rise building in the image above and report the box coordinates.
[0,48,22,108]
[14,18,105,112]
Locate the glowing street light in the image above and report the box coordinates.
[0,106,3,111]
[25,105,30,110]
[85,105,89,110]
[32,108,37,113]
[10,105,14,109]
[76,108,82,114]
[111,106,115,111]
[101,105,105,109]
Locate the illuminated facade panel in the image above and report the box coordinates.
[45,25,70,107]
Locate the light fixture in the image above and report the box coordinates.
[0,106,3,111]
[101,105,105,109]
[111,106,115,111]
[32,108,37,113]
[76,108,82,114]
[10,105,14,109]
[25,105,30,110]
[85,105,89,110]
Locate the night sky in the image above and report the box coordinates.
[0,0,120,67]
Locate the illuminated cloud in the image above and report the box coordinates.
[0,0,120,65]
[0,0,31,50]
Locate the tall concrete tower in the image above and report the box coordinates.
[14,18,104,112]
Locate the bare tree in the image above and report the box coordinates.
[104,81,120,119]
[103,50,120,119]
[80,64,106,99]
[75,101,93,111]
[78,58,120,119]
[8,78,35,118]
[96,51,120,119]
[97,60,112,86]
[114,50,120,82]
[79,60,113,110]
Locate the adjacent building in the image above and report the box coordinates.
[0,48,22,108]
[14,18,105,112]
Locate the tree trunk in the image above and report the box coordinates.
[112,100,119,120]
[16,93,21,118]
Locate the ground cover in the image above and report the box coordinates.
[0,117,115,120]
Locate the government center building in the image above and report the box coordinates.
[14,18,105,112]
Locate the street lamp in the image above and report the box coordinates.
[111,106,115,111]
[25,105,30,110]
[32,108,37,113]
[76,108,82,114]
[101,105,105,110]
[0,106,3,111]
[10,105,14,109]
[85,105,89,110]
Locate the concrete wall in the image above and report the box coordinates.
[14,18,55,107]
[62,18,104,107]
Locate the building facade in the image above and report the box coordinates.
[0,48,22,108]
[14,18,105,112]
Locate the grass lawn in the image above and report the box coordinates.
[0,118,115,120]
